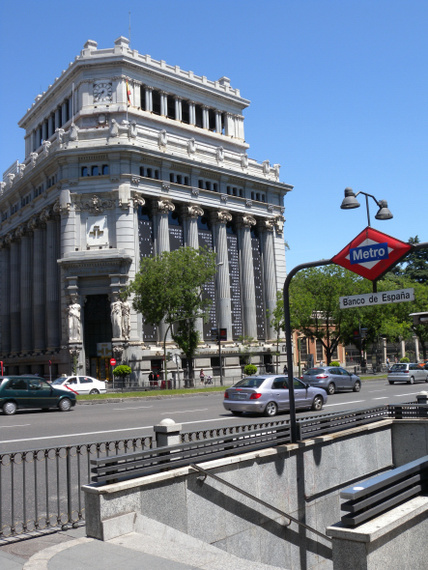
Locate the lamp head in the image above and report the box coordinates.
[340,187,360,210]
[375,200,393,220]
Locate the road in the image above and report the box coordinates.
[1,378,426,453]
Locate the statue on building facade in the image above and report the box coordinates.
[122,301,131,340]
[67,296,81,341]
[111,298,123,338]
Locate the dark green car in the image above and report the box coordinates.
[0,376,76,415]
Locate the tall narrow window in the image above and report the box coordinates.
[182,100,190,124]
[102,164,109,175]
[91,165,99,176]
[152,90,161,115]
[195,104,203,128]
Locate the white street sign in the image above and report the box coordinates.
[340,288,414,309]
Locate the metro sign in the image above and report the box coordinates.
[332,226,411,280]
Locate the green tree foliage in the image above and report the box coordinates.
[266,290,285,372]
[126,246,217,378]
[390,236,428,284]
[289,265,363,364]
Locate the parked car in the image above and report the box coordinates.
[52,375,106,395]
[223,375,328,417]
[0,375,76,415]
[387,363,428,384]
[301,366,361,395]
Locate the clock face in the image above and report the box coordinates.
[93,82,112,102]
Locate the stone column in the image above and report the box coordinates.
[186,205,205,339]
[0,238,11,354]
[213,210,233,339]
[239,214,257,339]
[10,235,21,353]
[262,219,279,341]
[44,211,60,351]
[155,199,175,342]
[20,226,33,353]
[174,97,182,121]
[145,87,153,112]
[31,218,46,351]
[189,101,196,125]
[202,106,209,129]
[160,92,168,117]
[215,111,223,134]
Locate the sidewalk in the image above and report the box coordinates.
[0,524,284,570]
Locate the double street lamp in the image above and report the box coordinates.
[340,188,393,226]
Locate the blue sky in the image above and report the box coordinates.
[1,0,426,270]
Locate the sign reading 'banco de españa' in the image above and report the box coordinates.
[340,288,415,309]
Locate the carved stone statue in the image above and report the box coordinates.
[68,297,81,341]
[122,301,131,340]
[111,298,123,338]
[109,119,119,138]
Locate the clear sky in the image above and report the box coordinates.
[1,0,426,270]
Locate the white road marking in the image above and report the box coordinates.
[373,397,389,400]
[113,405,153,410]
[0,424,31,429]
[324,400,365,407]
[0,416,242,445]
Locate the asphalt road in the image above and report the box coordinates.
[1,377,427,453]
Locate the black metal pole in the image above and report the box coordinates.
[283,258,332,443]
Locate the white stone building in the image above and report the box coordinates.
[0,37,292,383]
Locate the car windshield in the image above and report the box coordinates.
[52,378,67,385]
[233,377,266,389]
[390,364,407,371]
[304,368,324,376]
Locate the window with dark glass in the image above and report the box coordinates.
[152,90,161,115]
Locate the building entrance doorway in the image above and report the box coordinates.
[84,294,112,380]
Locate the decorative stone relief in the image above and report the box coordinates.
[129,120,137,138]
[262,160,270,175]
[42,140,51,156]
[216,146,224,164]
[217,210,232,224]
[188,205,204,219]
[220,194,228,203]
[274,215,285,234]
[241,153,248,169]
[245,199,252,208]
[0,181,5,196]
[7,173,15,188]
[79,195,114,214]
[191,187,199,197]
[157,199,175,215]
[18,163,26,178]
[187,138,196,156]
[273,164,281,180]
[158,129,167,150]
[55,127,65,145]
[30,152,38,167]
[111,297,123,338]
[265,219,275,232]
[162,182,170,192]
[68,123,78,142]
[109,119,119,138]
[242,214,257,228]
[86,215,109,248]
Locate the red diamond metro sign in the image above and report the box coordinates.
[332,226,411,281]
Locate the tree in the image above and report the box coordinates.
[289,265,365,364]
[126,246,217,380]
[267,290,285,373]
[390,236,428,284]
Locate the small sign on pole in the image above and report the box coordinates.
[340,288,414,309]
[110,358,117,367]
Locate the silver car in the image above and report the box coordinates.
[388,363,428,384]
[302,366,361,395]
[223,375,327,417]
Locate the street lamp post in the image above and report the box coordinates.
[340,188,393,227]
[340,187,393,292]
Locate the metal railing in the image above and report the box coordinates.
[340,454,428,527]
[1,402,425,543]
[0,435,153,543]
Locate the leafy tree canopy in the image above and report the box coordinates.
[125,246,218,377]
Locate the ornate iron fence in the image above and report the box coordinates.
[0,435,153,543]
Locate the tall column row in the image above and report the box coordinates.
[0,211,61,356]
[143,198,281,342]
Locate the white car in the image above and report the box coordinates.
[52,375,106,395]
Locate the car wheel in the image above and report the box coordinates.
[388,381,394,385]
[408,376,415,385]
[264,401,278,417]
[353,381,361,392]
[327,383,336,395]
[312,396,323,411]
[89,389,100,395]
[3,401,17,415]
[59,398,72,412]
